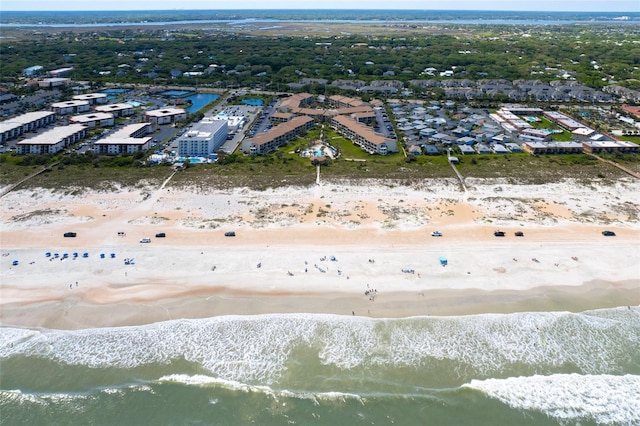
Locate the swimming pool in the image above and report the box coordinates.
[101,88,130,95]
[161,90,194,97]
[242,98,264,106]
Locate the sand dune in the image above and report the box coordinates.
[1,178,639,329]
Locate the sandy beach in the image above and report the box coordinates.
[1,177,639,329]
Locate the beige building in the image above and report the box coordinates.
[69,112,115,128]
[94,103,135,118]
[0,111,56,143]
[242,116,314,155]
[331,115,397,155]
[51,100,90,115]
[16,124,87,154]
[72,93,108,105]
[144,108,187,126]
[93,123,153,155]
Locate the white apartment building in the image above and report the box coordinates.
[177,120,228,156]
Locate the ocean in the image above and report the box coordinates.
[1,307,639,425]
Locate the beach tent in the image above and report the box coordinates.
[439,256,448,266]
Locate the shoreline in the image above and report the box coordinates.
[1,178,639,330]
[2,280,638,330]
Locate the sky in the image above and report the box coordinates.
[1,0,638,12]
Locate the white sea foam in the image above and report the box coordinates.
[1,308,638,385]
[465,374,640,425]
[158,374,364,404]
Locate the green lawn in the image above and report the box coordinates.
[530,117,574,141]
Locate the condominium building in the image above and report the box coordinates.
[94,103,135,118]
[242,116,314,155]
[69,112,115,128]
[331,115,398,155]
[93,123,153,155]
[144,108,187,125]
[16,124,87,154]
[51,100,91,115]
[177,119,228,156]
[0,111,56,143]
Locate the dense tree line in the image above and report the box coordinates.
[1,25,638,92]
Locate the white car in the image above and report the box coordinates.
[140,237,151,243]
[431,231,443,237]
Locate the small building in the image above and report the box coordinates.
[475,144,492,154]
[492,144,509,154]
[419,127,437,138]
[38,78,71,88]
[23,65,44,77]
[452,127,469,138]
[16,124,87,154]
[505,143,523,153]
[457,136,476,145]
[94,103,135,118]
[407,145,422,155]
[69,112,115,128]
[424,145,440,155]
[458,145,475,155]
[48,67,74,78]
[492,134,511,144]
[51,100,91,115]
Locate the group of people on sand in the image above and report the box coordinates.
[365,286,378,301]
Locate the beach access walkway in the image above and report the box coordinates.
[585,152,640,179]
[0,161,59,199]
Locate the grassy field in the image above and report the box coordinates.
[2,147,633,193]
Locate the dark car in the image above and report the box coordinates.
[63,232,77,238]
[155,232,166,238]
[514,231,524,237]
[601,230,616,236]
[494,231,506,237]
[224,231,236,237]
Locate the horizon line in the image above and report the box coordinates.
[2,8,638,13]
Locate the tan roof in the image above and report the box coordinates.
[249,116,313,147]
[332,115,389,146]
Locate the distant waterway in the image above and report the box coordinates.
[185,94,219,114]
[1,10,638,27]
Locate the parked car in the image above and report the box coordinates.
[224,231,236,237]
[63,232,77,238]
[514,231,524,237]
[155,232,166,238]
[140,237,151,243]
[494,231,506,237]
[601,230,616,236]
[431,231,443,237]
